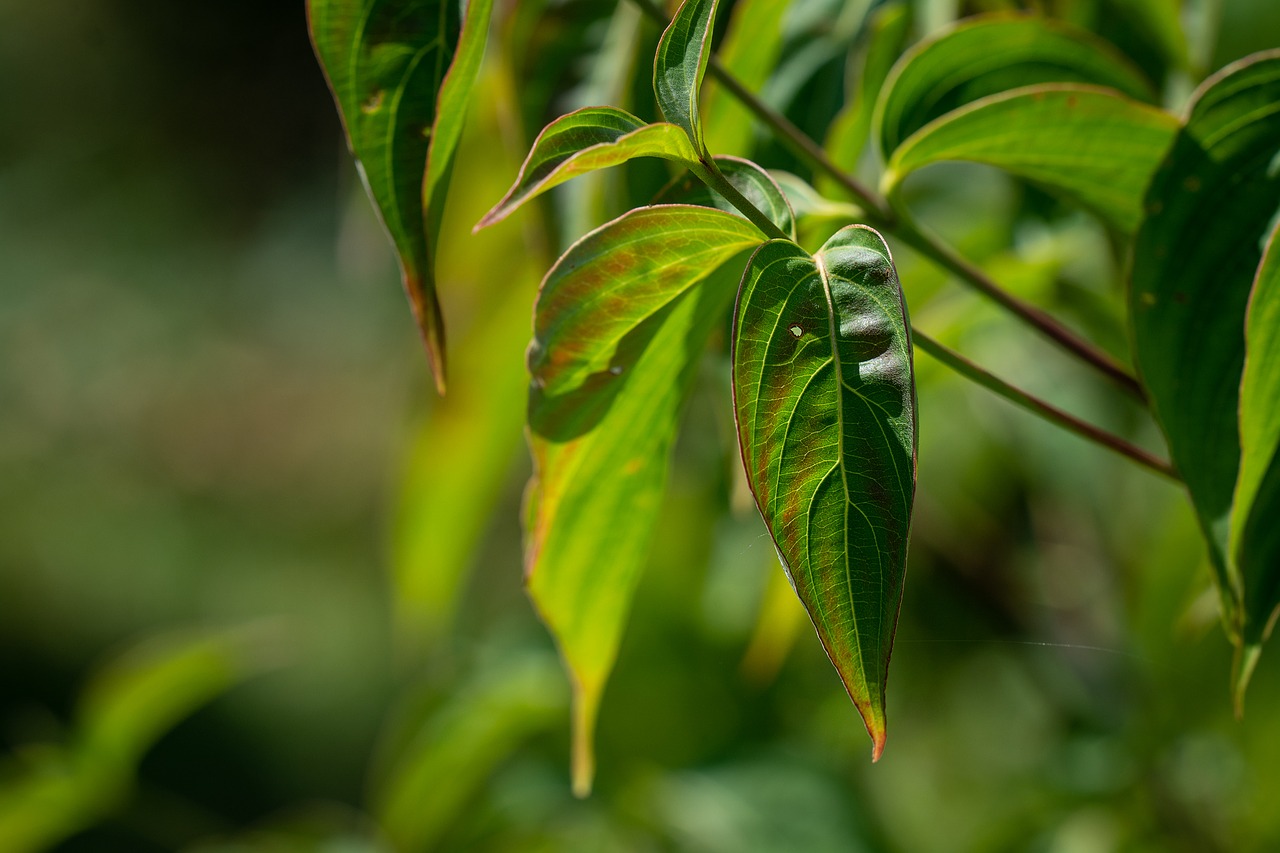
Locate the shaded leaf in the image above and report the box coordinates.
[526,206,761,794]
[478,107,701,228]
[884,84,1179,233]
[654,156,797,239]
[309,0,495,392]
[654,0,720,151]
[733,226,916,760]
[1129,50,1280,666]
[374,654,564,851]
[874,13,1154,159]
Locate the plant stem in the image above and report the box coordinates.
[694,158,791,241]
[912,331,1178,480]
[630,0,1146,403]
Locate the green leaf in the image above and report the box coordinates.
[477,107,701,228]
[874,14,1154,160]
[702,0,790,156]
[733,226,916,760]
[654,156,797,239]
[654,0,720,152]
[373,654,564,851]
[309,0,495,393]
[1232,222,1280,663]
[884,84,1179,233]
[821,1,912,188]
[526,206,760,794]
[1129,51,1280,663]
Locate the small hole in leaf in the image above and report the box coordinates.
[789,325,804,338]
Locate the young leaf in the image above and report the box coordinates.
[1231,222,1280,666]
[654,0,720,152]
[477,107,701,228]
[883,84,1179,233]
[1129,51,1280,665]
[526,206,761,794]
[654,156,797,239]
[874,14,1154,160]
[309,0,495,393]
[733,226,916,760]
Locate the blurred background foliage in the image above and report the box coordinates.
[2,0,1280,850]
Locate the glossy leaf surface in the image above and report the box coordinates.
[309,0,493,391]
[1233,223,1280,650]
[885,84,1178,233]
[478,107,701,228]
[654,156,796,239]
[1129,51,1280,654]
[874,14,1153,159]
[733,226,916,760]
[654,0,719,151]
[526,206,760,793]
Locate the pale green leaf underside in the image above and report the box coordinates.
[1130,50,1280,650]
[875,13,1154,160]
[733,226,916,761]
[478,106,700,228]
[309,0,492,391]
[526,206,760,793]
[885,84,1178,233]
[654,0,720,151]
[1233,221,1280,645]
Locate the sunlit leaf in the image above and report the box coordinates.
[309,0,495,392]
[654,0,720,151]
[654,156,797,239]
[1231,221,1280,692]
[526,206,761,794]
[702,0,790,156]
[477,107,701,228]
[733,226,916,760]
[1129,51,1280,685]
[821,1,911,188]
[884,84,1179,233]
[373,654,564,851]
[874,14,1154,160]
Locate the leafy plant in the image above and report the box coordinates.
[309,0,1280,795]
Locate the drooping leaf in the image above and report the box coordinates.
[477,107,701,228]
[654,156,797,239]
[1129,51,1280,669]
[874,14,1154,160]
[884,84,1179,233]
[373,654,564,851]
[309,0,495,392]
[701,0,790,156]
[821,1,911,189]
[733,226,916,760]
[1231,221,1280,680]
[526,206,761,794]
[654,0,720,152]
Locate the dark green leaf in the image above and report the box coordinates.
[477,107,701,228]
[654,156,797,239]
[874,14,1154,160]
[1129,51,1280,665]
[526,206,761,793]
[309,0,494,392]
[884,84,1179,233]
[733,226,916,759]
[654,0,720,151]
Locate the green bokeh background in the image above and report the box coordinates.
[2,0,1279,850]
